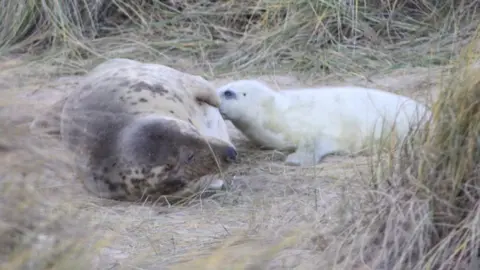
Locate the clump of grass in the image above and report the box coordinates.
[315,49,480,269]
[0,115,106,269]
[1,0,479,77]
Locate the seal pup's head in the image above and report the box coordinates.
[216,80,279,122]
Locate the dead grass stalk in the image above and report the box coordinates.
[1,0,478,77]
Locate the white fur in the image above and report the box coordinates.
[208,179,225,190]
[217,79,432,166]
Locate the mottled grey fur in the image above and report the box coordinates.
[60,58,237,202]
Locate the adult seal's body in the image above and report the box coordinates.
[36,58,238,201]
[216,79,431,166]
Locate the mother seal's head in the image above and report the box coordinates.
[117,114,238,171]
[68,112,238,202]
[108,114,237,199]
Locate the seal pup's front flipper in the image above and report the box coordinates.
[285,136,345,166]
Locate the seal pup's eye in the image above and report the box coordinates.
[223,90,236,100]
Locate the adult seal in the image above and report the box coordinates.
[36,58,238,201]
[216,79,431,166]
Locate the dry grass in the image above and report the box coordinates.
[1,0,479,77]
[313,57,480,270]
[1,0,480,269]
[0,116,101,269]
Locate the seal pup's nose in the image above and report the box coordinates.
[224,146,238,162]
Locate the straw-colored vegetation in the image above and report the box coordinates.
[1,0,479,269]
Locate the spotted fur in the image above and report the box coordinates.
[58,58,237,201]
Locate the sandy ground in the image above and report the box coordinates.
[0,57,449,269]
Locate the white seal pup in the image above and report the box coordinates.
[216,79,431,166]
[35,58,237,201]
